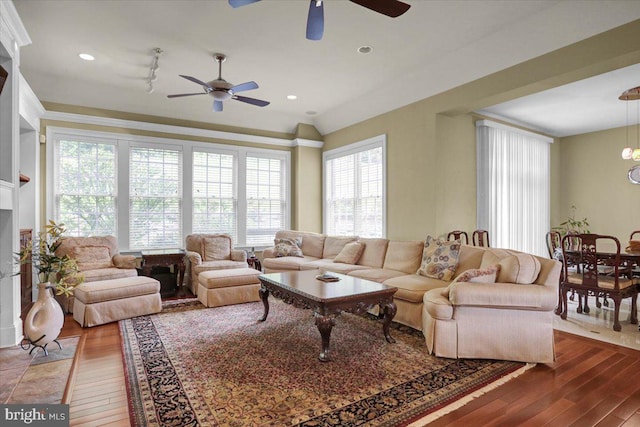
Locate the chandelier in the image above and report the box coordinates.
[620,86,640,161]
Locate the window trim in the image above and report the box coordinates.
[47,126,291,251]
[322,134,387,237]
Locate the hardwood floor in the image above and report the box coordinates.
[60,316,640,427]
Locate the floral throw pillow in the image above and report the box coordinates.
[274,237,304,258]
[452,264,500,284]
[416,236,460,281]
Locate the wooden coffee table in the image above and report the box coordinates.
[258,270,398,362]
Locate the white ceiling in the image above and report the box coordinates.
[12,0,640,137]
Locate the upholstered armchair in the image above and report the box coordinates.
[55,235,138,313]
[184,234,248,295]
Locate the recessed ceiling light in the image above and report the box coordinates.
[357,46,373,54]
[287,95,297,100]
[305,111,317,116]
[78,53,95,61]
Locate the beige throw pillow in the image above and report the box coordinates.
[274,237,304,257]
[333,241,365,264]
[202,236,231,261]
[417,236,461,281]
[452,264,500,284]
[71,245,113,271]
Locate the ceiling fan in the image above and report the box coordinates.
[167,53,270,112]
[229,0,411,40]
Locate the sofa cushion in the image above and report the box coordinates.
[262,255,319,271]
[383,240,424,274]
[302,259,371,274]
[71,245,113,271]
[383,274,449,303]
[323,236,358,259]
[481,250,541,284]
[454,245,486,276]
[417,236,461,281]
[193,260,249,275]
[274,238,303,257]
[202,236,232,261]
[81,268,138,282]
[333,241,365,264]
[348,268,406,283]
[449,282,554,310]
[452,264,500,284]
[357,238,389,268]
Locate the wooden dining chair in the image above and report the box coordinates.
[560,233,638,332]
[546,231,565,315]
[631,230,640,241]
[447,230,469,245]
[472,229,490,247]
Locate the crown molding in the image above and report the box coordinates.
[0,1,31,52]
[42,111,323,148]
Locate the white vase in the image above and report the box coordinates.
[23,282,64,353]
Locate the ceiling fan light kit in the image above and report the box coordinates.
[167,53,269,112]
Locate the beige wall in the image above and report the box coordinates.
[323,20,640,241]
[557,126,640,242]
[291,145,322,232]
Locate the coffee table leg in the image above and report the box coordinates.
[258,285,270,322]
[314,314,336,362]
[380,301,397,343]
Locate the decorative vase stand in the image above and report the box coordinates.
[20,335,62,356]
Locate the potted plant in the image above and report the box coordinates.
[553,205,590,251]
[15,220,83,354]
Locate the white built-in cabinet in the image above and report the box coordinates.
[0,0,42,348]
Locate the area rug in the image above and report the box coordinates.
[120,300,531,427]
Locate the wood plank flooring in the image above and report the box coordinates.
[60,316,640,426]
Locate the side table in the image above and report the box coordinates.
[247,255,262,271]
[141,249,187,297]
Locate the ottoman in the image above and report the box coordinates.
[198,268,262,307]
[73,276,162,327]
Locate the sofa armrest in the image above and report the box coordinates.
[112,254,136,269]
[185,251,202,266]
[262,247,276,259]
[231,249,247,262]
[449,282,557,311]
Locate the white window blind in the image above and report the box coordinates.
[476,120,551,257]
[129,146,182,249]
[246,155,286,246]
[324,136,385,237]
[192,150,237,240]
[55,138,116,236]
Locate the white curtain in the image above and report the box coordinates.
[476,120,552,257]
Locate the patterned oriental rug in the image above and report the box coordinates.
[120,300,532,427]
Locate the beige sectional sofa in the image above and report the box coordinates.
[262,230,561,363]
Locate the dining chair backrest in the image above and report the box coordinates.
[545,231,561,259]
[472,229,490,247]
[447,230,469,245]
[631,230,640,240]
[561,233,623,290]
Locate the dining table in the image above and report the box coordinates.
[558,244,639,331]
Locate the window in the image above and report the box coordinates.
[476,120,551,257]
[129,146,182,249]
[54,137,116,236]
[324,135,386,237]
[49,127,290,250]
[192,150,237,240]
[245,154,287,246]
